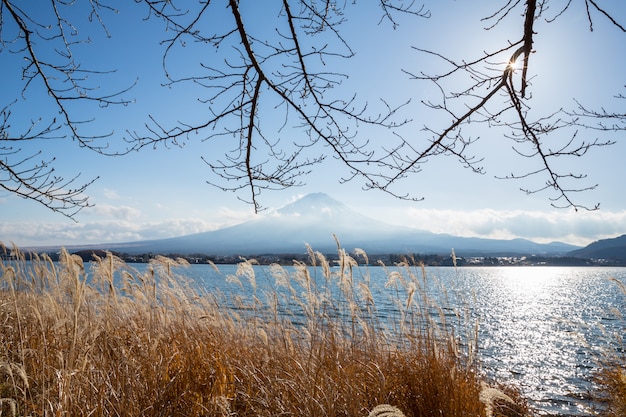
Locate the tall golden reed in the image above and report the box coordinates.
[0,242,531,417]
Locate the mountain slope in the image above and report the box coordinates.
[68,193,579,256]
[568,234,626,261]
[109,193,435,254]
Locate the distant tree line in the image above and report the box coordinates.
[4,249,622,267]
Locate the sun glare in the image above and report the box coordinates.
[499,266,558,296]
[506,59,519,71]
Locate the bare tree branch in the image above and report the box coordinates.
[396,0,622,211]
[128,0,428,211]
[0,0,134,218]
[2,0,624,217]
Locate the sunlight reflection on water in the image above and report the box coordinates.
[457,267,626,416]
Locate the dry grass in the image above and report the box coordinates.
[0,243,531,417]
[596,364,626,417]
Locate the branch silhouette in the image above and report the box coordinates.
[2,0,624,216]
[1,0,134,219]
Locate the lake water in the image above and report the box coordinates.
[134,263,626,416]
[453,267,625,417]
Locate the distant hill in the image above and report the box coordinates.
[568,234,626,261]
[30,193,580,257]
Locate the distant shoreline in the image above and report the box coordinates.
[4,248,625,267]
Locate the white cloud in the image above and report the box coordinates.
[103,188,120,200]
[1,206,258,248]
[213,207,259,226]
[391,208,626,246]
[3,203,623,249]
[89,204,141,221]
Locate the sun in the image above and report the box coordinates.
[507,59,520,72]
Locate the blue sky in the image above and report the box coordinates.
[1,1,625,249]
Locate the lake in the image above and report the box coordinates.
[132,262,625,416]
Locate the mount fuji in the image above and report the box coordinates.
[53,193,579,256]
